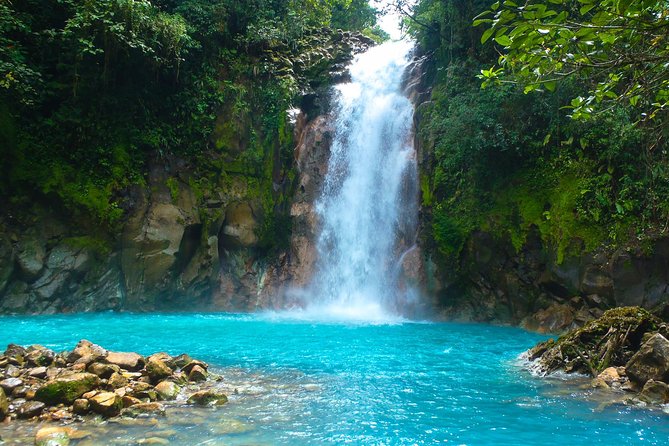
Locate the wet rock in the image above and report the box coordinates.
[0,388,8,418]
[0,377,23,393]
[17,400,45,418]
[182,360,208,375]
[105,351,145,371]
[187,390,228,406]
[211,418,253,435]
[148,353,175,370]
[35,373,101,404]
[122,395,143,408]
[596,367,621,385]
[172,354,192,369]
[89,391,122,416]
[35,427,71,446]
[187,365,207,382]
[137,438,169,445]
[72,398,90,415]
[639,380,669,404]
[120,402,165,418]
[154,381,180,401]
[146,357,172,383]
[67,340,107,364]
[108,372,129,389]
[626,333,669,386]
[219,202,260,248]
[87,362,119,379]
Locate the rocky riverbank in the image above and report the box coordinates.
[524,307,669,410]
[0,340,230,445]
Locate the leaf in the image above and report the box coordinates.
[481,28,495,44]
[494,35,512,46]
[616,0,633,14]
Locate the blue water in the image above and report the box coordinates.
[1,313,668,445]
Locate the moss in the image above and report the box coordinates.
[62,236,112,256]
[166,177,179,203]
[35,374,100,404]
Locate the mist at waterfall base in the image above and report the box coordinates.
[2,313,669,445]
[287,39,421,322]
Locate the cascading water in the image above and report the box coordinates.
[306,40,419,320]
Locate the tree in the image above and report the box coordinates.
[475,0,669,128]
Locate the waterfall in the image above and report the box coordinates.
[306,40,419,320]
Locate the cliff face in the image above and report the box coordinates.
[0,31,373,315]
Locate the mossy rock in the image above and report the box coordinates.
[35,373,101,405]
[527,307,662,376]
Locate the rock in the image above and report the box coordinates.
[89,391,123,416]
[182,360,208,374]
[147,353,175,370]
[122,395,143,408]
[187,390,228,406]
[219,202,260,248]
[596,367,621,385]
[137,438,169,445]
[25,347,55,367]
[35,373,101,404]
[146,357,172,383]
[154,381,180,401]
[211,418,253,435]
[0,377,23,393]
[626,333,669,386]
[187,365,207,382]
[105,351,145,371]
[108,372,129,389]
[29,366,48,379]
[35,427,71,446]
[67,340,107,364]
[172,354,192,369]
[72,398,90,415]
[120,402,165,418]
[87,362,119,379]
[639,380,669,404]
[0,388,8,418]
[17,400,45,418]
[16,237,45,280]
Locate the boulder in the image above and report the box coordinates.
[187,390,228,406]
[108,372,129,389]
[35,373,101,404]
[0,377,23,393]
[146,357,172,382]
[626,333,669,386]
[172,354,192,369]
[17,400,45,418]
[29,366,48,379]
[147,353,175,370]
[154,381,180,401]
[596,367,621,385]
[0,388,8,418]
[639,380,669,404]
[72,398,90,415]
[188,365,207,382]
[105,351,145,371]
[219,202,260,248]
[87,362,119,379]
[89,391,123,416]
[35,427,70,446]
[120,402,165,418]
[182,360,208,374]
[67,340,107,364]
[25,346,55,367]
[122,395,143,408]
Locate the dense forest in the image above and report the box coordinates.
[402,0,669,265]
[1,0,383,230]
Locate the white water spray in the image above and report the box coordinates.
[306,40,419,321]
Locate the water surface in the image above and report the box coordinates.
[0,313,667,445]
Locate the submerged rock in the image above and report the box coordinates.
[35,427,71,446]
[187,390,228,406]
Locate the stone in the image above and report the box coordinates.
[137,438,169,445]
[35,373,101,404]
[0,377,23,393]
[590,377,610,389]
[72,398,90,415]
[17,400,45,418]
[25,347,55,367]
[182,360,208,374]
[597,367,621,385]
[108,372,129,389]
[219,202,260,248]
[154,381,180,401]
[122,395,143,408]
[120,402,165,418]
[67,340,107,364]
[29,366,48,379]
[187,390,228,406]
[16,237,46,280]
[639,379,669,404]
[146,357,172,382]
[626,333,669,386]
[148,353,175,370]
[187,365,207,382]
[87,362,119,379]
[172,354,192,369]
[89,391,123,416]
[0,388,8,418]
[105,351,145,371]
[35,427,71,446]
